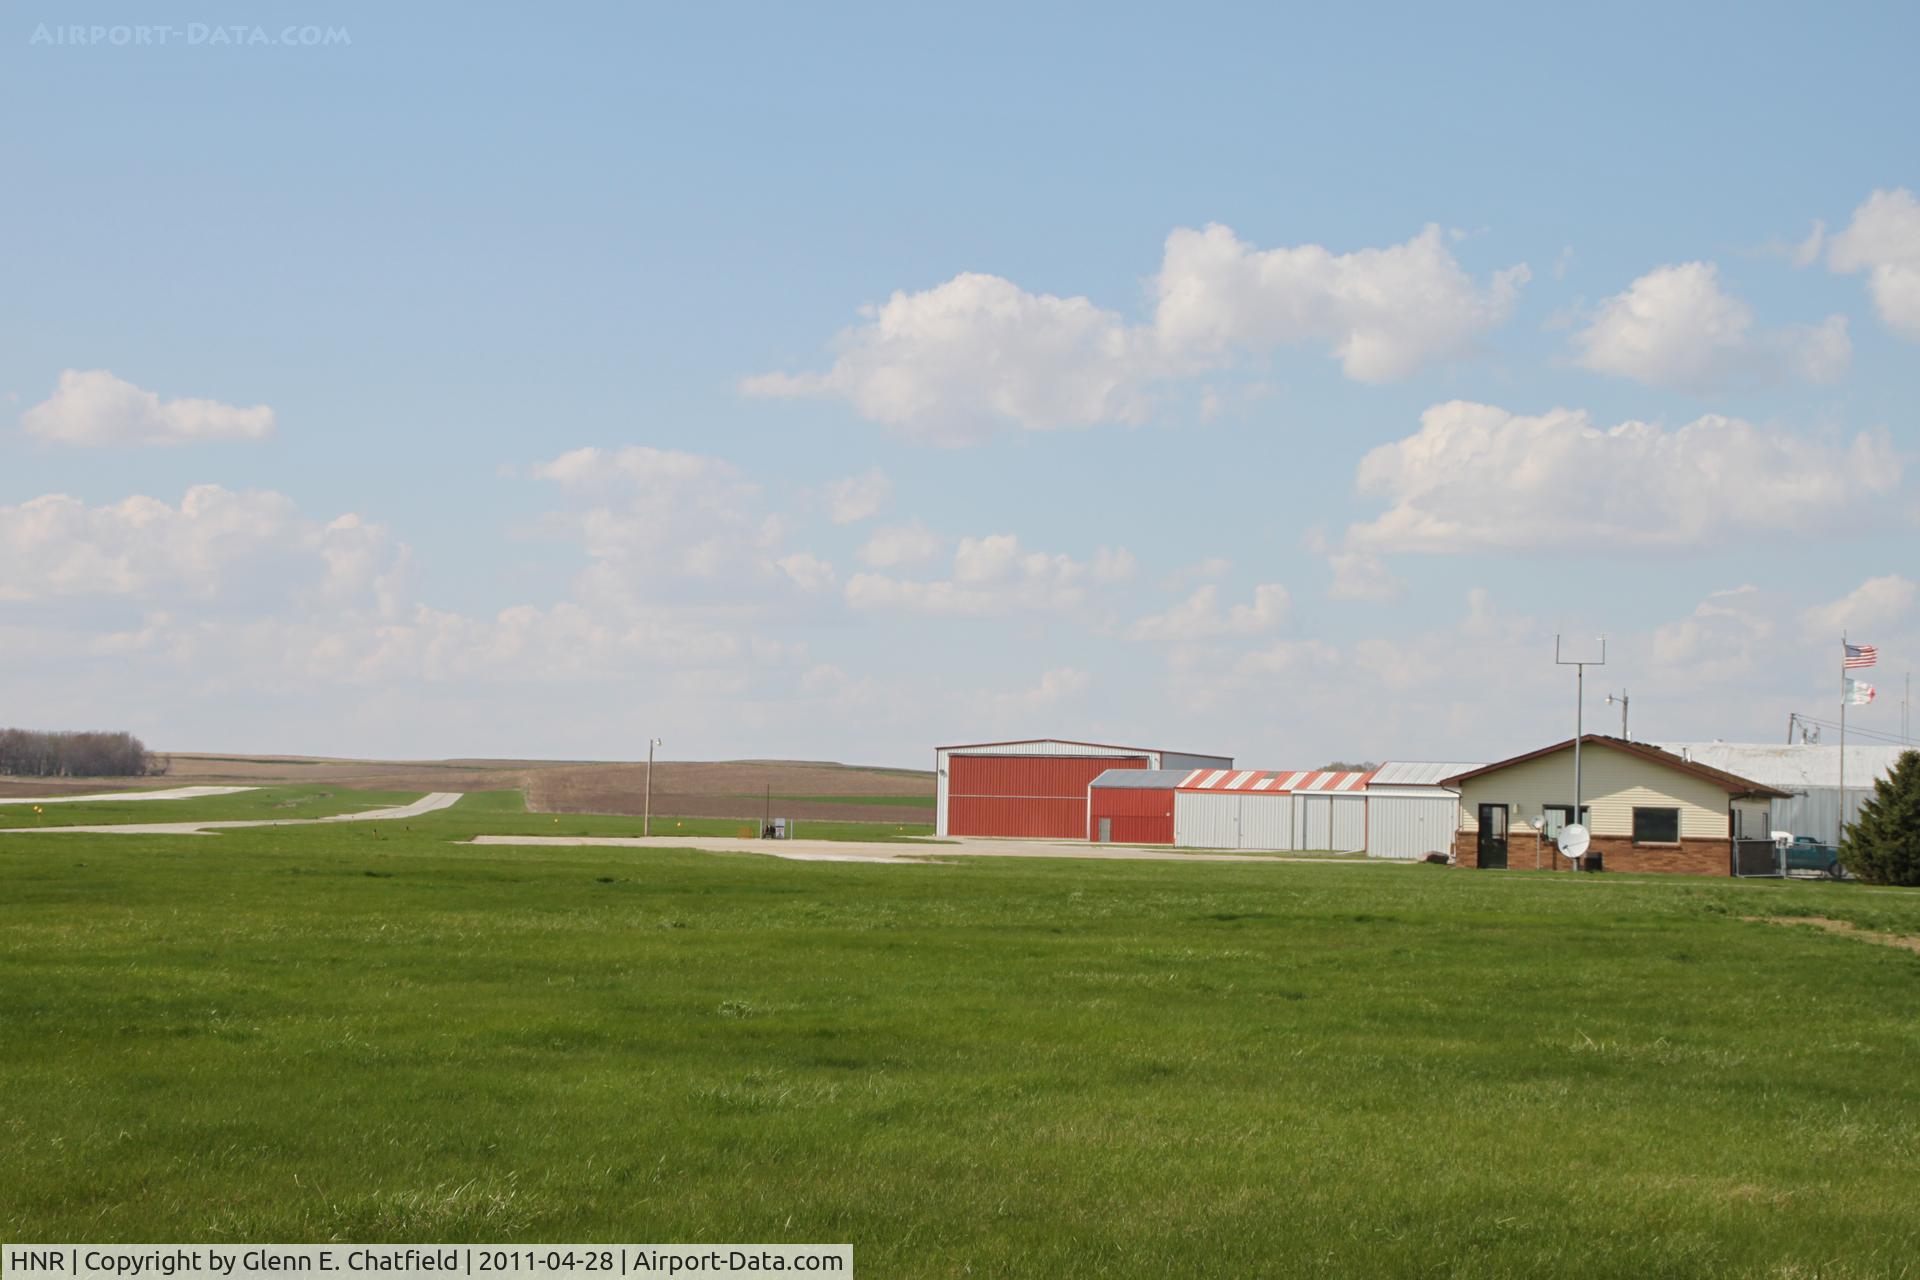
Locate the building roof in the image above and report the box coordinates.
[1655,742,1912,791]
[1088,768,1195,789]
[1177,768,1372,793]
[1368,760,1485,788]
[1440,735,1790,798]
[936,737,1225,757]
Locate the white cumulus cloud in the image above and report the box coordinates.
[1571,262,1850,392]
[859,520,946,569]
[1346,401,1901,554]
[0,485,335,602]
[20,369,275,446]
[845,533,1125,617]
[743,272,1150,445]
[746,223,1527,442]
[1801,574,1917,638]
[1653,585,1774,677]
[532,445,767,578]
[1128,583,1289,641]
[1151,222,1528,382]
[1325,551,1404,601]
[823,467,891,523]
[775,551,836,592]
[1828,188,1920,341]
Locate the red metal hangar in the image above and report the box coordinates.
[934,738,1233,839]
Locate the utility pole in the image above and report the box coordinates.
[1605,688,1630,740]
[644,737,662,837]
[1556,636,1606,871]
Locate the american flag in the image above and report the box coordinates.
[1844,643,1878,669]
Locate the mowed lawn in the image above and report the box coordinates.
[2,797,1918,1277]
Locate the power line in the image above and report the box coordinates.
[1789,713,1916,747]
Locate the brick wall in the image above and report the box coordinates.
[1454,829,1730,876]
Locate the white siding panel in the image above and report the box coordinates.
[1366,794,1459,859]
[1299,796,1332,849]
[1237,793,1294,850]
[1175,791,1241,848]
[935,748,949,837]
[1772,788,1878,845]
[1161,752,1236,773]
[1329,796,1366,851]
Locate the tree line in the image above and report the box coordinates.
[0,728,165,778]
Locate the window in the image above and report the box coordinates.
[1543,805,1589,839]
[1633,807,1680,844]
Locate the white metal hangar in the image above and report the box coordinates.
[1363,761,1484,859]
[1171,768,1372,851]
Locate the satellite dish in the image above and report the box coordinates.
[1557,823,1590,859]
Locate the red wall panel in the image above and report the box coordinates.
[1088,786,1175,844]
[949,754,1145,799]
[947,795,1089,839]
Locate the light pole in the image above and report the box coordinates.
[1604,688,1629,740]
[644,737,662,837]
[1556,635,1606,871]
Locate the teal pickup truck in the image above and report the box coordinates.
[1783,836,1845,879]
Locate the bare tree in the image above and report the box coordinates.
[0,728,160,778]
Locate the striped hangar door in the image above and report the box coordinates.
[948,755,1146,838]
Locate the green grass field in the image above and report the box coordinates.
[0,785,424,828]
[2,794,1917,1276]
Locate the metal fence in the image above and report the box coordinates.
[1731,839,1782,878]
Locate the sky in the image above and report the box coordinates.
[2,1,1917,769]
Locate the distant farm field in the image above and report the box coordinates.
[2,793,1918,1277]
[523,760,932,824]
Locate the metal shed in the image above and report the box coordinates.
[1364,761,1483,860]
[1172,769,1370,852]
[935,739,1232,838]
[1086,769,1189,844]
[1656,742,1909,845]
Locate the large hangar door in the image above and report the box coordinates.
[1174,792,1241,848]
[1236,793,1294,850]
[1301,796,1333,849]
[947,754,1144,838]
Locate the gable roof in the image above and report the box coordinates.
[1089,769,1194,789]
[1369,760,1486,788]
[1440,735,1790,799]
[937,738,1224,758]
[1655,742,1910,790]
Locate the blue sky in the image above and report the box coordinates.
[3,1,1916,767]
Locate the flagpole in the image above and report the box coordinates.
[1839,633,1847,846]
